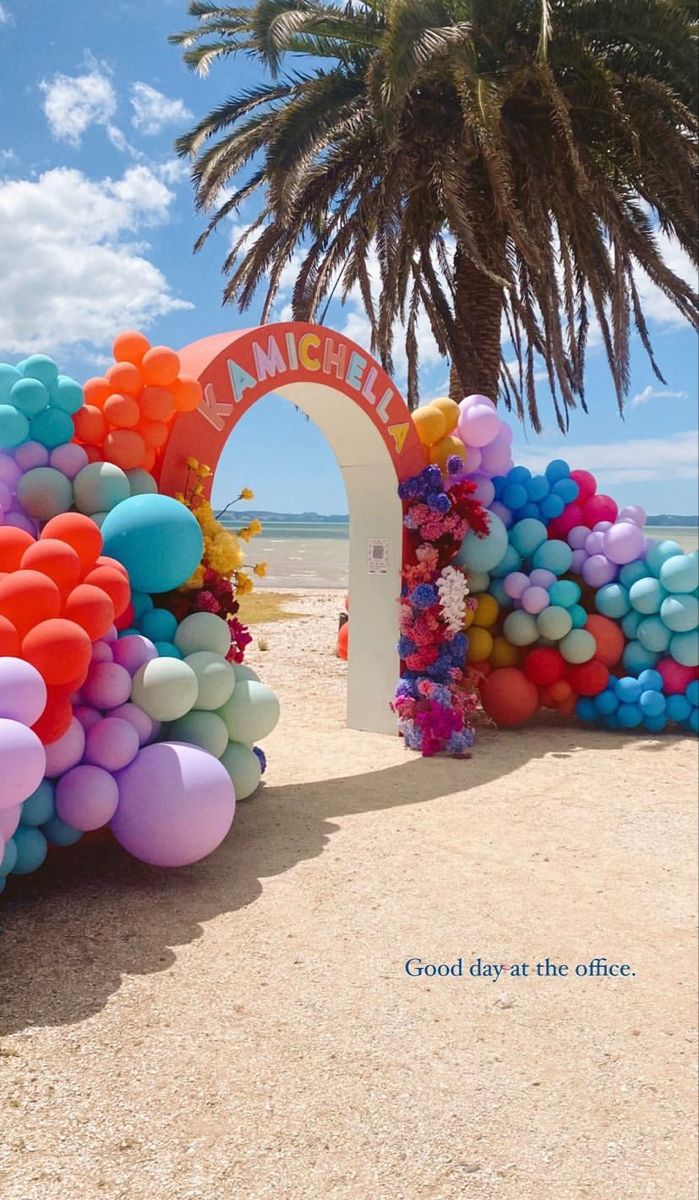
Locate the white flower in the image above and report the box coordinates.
[437,565,470,634]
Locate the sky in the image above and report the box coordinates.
[0,0,697,515]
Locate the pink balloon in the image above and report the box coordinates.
[458,403,500,448]
[0,480,12,513]
[43,718,85,779]
[0,719,46,809]
[461,444,482,473]
[0,452,21,491]
[497,422,513,446]
[110,742,236,867]
[522,586,550,614]
[460,393,496,412]
[618,504,647,528]
[110,702,154,746]
[14,441,50,471]
[81,662,131,710]
[657,657,698,695]
[504,571,530,599]
[74,704,102,732]
[49,443,89,480]
[0,803,22,840]
[56,764,119,831]
[568,525,590,550]
[583,494,618,525]
[112,634,159,675]
[582,554,618,588]
[570,469,597,502]
[84,717,139,772]
[604,522,645,565]
[0,658,47,726]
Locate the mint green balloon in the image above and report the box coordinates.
[670,630,699,667]
[168,711,229,758]
[220,740,262,800]
[174,612,232,658]
[218,680,280,746]
[659,553,698,595]
[186,651,236,711]
[503,610,539,646]
[629,576,665,614]
[637,615,671,653]
[74,462,130,515]
[126,468,158,497]
[233,662,260,683]
[131,658,199,722]
[16,467,73,520]
[661,594,699,633]
[560,628,596,663]
[536,605,573,640]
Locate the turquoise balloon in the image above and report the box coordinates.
[11,826,48,875]
[670,630,699,667]
[102,494,204,594]
[16,467,73,521]
[617,703,643,729]
[637,615,671,653]
[532,539,573,576]
[661,594,699,633]
[488,579,510,608]
[644,714,667,733]
[560,628,596,664]
[10,377,49,417]
[645,539,682,577]
[490,544,522,578]
[131,591,154,621]
[0,837,17,875]
[0,403,29,449]
[154,640,183,659]
[660,553,698,595]
[503,610,539,646]
[667,694,691,722]
[29,406,74,449]
[42,815,82,846]
[623,640,658,674]
[20,354,58,388]
[455,511,509,573]
[20,780,55,826]
[50,376,84,414]
[218,680,280,746]
[619,560,648,589]
[568,603,588,628]
[0,363,22,401]
[596,583,630,619]
[639,690,666,717]
[509,518,548,558]
[537,605,573,640]
[220,740,262,800]
[629,576,665,614]
[549,580,581,608]
[140,608,178,643]
[622,610,643,640]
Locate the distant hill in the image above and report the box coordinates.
[647,515,698,527]
[220,509,348,523]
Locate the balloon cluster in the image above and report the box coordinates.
[576,668,699,734]
[491,460,581,527]
[74,331,202,474]
[412,393,513,503]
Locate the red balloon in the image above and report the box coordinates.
[83,564,131,617]
[583,494,618,525]
[524,647,566,687]
[22,618,92,687]
[41,513,103,574]
[63,583,115,640]
[21,539,82,599]
[584,614,624,667]
[0,527,35,572]
[0,570,61,637]
[0,614,21,656]
[115,602,135,632]
[570,469,597,503]
[32,690,73,744]
[553,503,585,538]
[336,621,348,660]
[549,679,573,703]
[567,659,609,697]
[481,668,539,727]
[657,657,699,695]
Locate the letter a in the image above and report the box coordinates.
[228,358,257,404]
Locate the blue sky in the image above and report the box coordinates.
[0,0,697,515]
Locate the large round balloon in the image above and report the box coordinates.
[102,495,204,593]
[110,742,236,867]
[218,680,280,746]
[455,512,508,574]
[0,719,46,810]
[480,668,539,727]
[131,658,200,722]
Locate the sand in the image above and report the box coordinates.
[0,590,697,1200]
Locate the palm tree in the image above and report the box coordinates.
[171,0,698,428]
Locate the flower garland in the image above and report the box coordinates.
[393,458,489,756]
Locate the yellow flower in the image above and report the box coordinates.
[174,491,186,505]
[238,527,251,543]
[235,570,253,595]
[186,456,199,470]
[241,487,254,501]
[193,482,204,496]
[248,518,262,536]
[254,562,267,578]
[198,463,213,478]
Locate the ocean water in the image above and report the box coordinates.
[221,520,697,590]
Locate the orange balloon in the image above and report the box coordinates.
[21,539,82,599]
[431,397,460,433]
[481,667,539,727]
[104,429,146,471]
[139,386,174,422]
[83,377,111,409]
[584,614,624,668]
[83,564,131,618]
[74,404,106,445]
[141,448,156,472]
[41,513,103,574]
[63,583,115,640]
[0,570,61,637]
[413,405,447,447]
[140,420,169,450]
[0,527,35,571]
[112,330,151,366]
[22,618,92,687]
[0,614,21,656]
[170,375,202,413]
[549,679,573,703]
[141,346,180,387]
[106,361,142,397]
[336,621,348,660]
[104,392,140,429]
[32,689,73,744]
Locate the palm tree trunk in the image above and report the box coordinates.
[449,245,503,403]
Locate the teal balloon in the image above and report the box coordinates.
[220,740,262,800]
[0,403,29,449]
[645,539,682,577]
[637,615,671,653]
[20,354,58,388]
[131,591,154,621]
[596,583,630,619]
[568,603,588,629]
[595,689,618,715]
[0,837,17,875]
[560,628,596,663]
[537,605,573,640]
[644,714,667,733]
[154,641,183,660]
[667,694,691,723]
[670,630,699,667]
[623,640,658,674]
[0,363,22,401]
[11,825,47,875]
[638,669,663,692]
[503,610,539,646]
[455,511,508,573]
[102,495,204,593]
[617,703,643,729]
[630,572,665,614]
[532,539,573,576]
[29,406,74,449]
[140,608,178,643]
[20,780,55,826]
[43,815,82,846]
[10,377,49,417]
[622,610,643,640]
[659,553,698,595]
[490,544,522,578]
[50,376,84,414]
[16,467,73,521]
[488,579,510,608]
[619,560,647,589]
[168,710,229,758]
[661,594,699,633]
[639,690,666,717]
[73,462,129,515]
[549,580,581,608]
[509,518,547,558]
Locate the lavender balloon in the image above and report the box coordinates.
[43,718,85,778]
[585,531,606,556]
[521,586,550,615]
[0,658,47,726]
[618,504,647,527]
[604,521,645,566]
[582,554,618,588]
[0,719,46,809]
[84,717,140,772]
[56,764,119,831]
[568,525,590,550]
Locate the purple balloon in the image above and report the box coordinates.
[458,404,500,448]
[585,531,606,556]
[14,441,50,471]
[111,742,236,867]
[43,718,85,778]
[112,634,159,675]
[4,510,37,535]
[0,480,12,513]
[74,704,103,732]
[497,421,514,446]
[0,658,47,726]
[470,475,496,507]
[84,717,140,772]
[479,440,513,476]
[0,803,22,840]
[0,452,21,491]
[81,662,132,710]
[0,719,46,809]
[103,624,118,644]
[49,442,89,480]
[529,568,556,589]
[582,554,618,588]
[490,501,512,528]
[56,764,119,831]
[460,393,496,412]
[571,548,588,574]
[604,521,645,565]
[460,444,482,473]
[110,702,154,746]
[568,525,590,550]
[594,521,613,533]
[504,571,530,599]
[91,640,114,664]
[618,504,647,528]
[521,585,550,615]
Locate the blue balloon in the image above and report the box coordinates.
[532,539,573,576]
[595,689,618,715]
[621,610,643,640]
[568,603,588,629]
[519,503,540,519]
[29,406,74,449]
[102,494,204,594]
[639,690,666,717]
[131,591,155,621]
[0,403,29,449]
[509,518,548,558]
[645,539,683,577]
[597,583,630,619]
[643,714,668,733]
[526,475,549,501]
[667,694,692,723]
[670,630,699,667]
[623,640,658,674]
[619,560,648,589]
[502,482,527,511]
[638,669,663,692]
[492,475,507,499]
[140,607,178,643]
[617,702,643,729]
[540,493,565,520]
[615,676,642,704]
[20,780,55,826]
[551,477,579,504]
[508,466,531,486]
[549,580,581,608]
[690,708,699,735]
[42,816,82,846]
[545,459,570,482]
[604,712,621,730]
[576,698,597,722]
[686,680,699,707]
[11,826,48,875]
[0,837,18,876]
[637,615,671,654]
[154,640,183,659]
[489,543,522,578]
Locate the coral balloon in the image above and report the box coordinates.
[103,392,140,429]
[139,386,175,422]
[106,362,142,397]
[63,583,115,640]
[481,668,539,727]
[170,376,203,414]
[73,404,106,445]
[41,512,103,572]
[141,346,180,387]
[83,378,111,409]
[0,526,35,571]
[22,618,92,687]
[20,539,82,598]
[0,615,21,656]
[140,420,169,450]
[31,689,73,744]
[584,614,624,667]
[82,564,131,617]
[0,570,61,636]
[112,330,151,365]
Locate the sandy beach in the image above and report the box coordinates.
[0,589,697,1200]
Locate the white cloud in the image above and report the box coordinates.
[40,65,119,147]
[513,430,698,484]
[630,384,688,409]
[131,83,192,136]
[0,165,192,358]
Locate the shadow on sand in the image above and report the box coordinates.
[0,720,680,1037]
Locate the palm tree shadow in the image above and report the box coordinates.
[0,721,680,1037]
